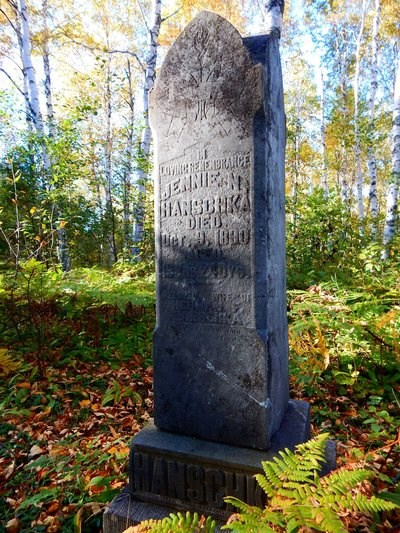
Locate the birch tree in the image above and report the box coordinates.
[132,0,162,257]
[15,0,45,135]
[354,0,367,222]
[41,0,54,134]
[367,0,381,237]
[122,59,135,256]
[382,59,400,259]
[264,0,285,37]
[104,52,118,265]
[320,70,328,195]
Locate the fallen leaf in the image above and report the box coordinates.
[47,501,60,514]
[107,446,118,454]
[109,426,118,439]
[4,461,15,480]
[28,445,45,459]
[6,518,20,533]
[16,382,31,389]
[6,497,17,508]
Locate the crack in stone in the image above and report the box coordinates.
[205,360,270,409]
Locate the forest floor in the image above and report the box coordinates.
[0,265,400,532]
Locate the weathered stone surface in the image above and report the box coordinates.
[150,12,288,451]
[103,487,225,532]
[128,410,333,522]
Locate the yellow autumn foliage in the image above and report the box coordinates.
[0,349,21,376]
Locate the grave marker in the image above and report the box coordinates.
[151,10,290,450]
[103,12,330,531]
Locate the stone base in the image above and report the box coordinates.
[103,400,336,532]
[103,488,225,533]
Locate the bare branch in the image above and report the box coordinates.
[162,7,181,24]
[135,0,149,33]
[0,5,19,35]
[108,49,145,72]
[0,66,24,95]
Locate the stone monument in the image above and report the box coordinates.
[104,11,322,531]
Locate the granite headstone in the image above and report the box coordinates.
[151,10,290,451]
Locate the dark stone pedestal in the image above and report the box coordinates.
[103,401,336,533]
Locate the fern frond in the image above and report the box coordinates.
[352,493,400,514]
[223,507,281,532]
[312,509,347,533]
[294,433,328,473]
[137,512,216,533]
[224,497,263,517]
[320,467,372,494]
[224,433,399,533]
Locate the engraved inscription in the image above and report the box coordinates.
[133,452,265,510]
[158,142,254,325]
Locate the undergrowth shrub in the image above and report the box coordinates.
[0,262,155,373]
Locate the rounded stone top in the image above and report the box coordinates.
[150,10,262,141]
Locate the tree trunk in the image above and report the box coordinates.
[264,0,284,37]
[17,0,45,135]
[382,59,400,259]
[104,54,117,265]
[368,0,381,238]
[320,70,328,195]
[123,59,135,257]
[133,0,163,258]
[42,0,54,135]
[354,0,366,223]
[338,42,349,204]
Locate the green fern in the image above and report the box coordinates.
[223,433,399,533]
[131,511,216,532]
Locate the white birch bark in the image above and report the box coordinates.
[123,59,135,254]
[354,0,367,222]
[333,27,350,204]
[104,54,117,265]
[18,0,44,135]
[133,0,162,256]
[382,59,400,259]
[16,0,71,270]
[320,70,328,195]
[42,0,54,135]
[368,0,381,237]
[264,0,284,37]
[11,8,34,131]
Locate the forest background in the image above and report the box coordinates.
[0,0,399,531]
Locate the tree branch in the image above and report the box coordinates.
[0,5,18,35]
[135,0,149,33]
[162,7,181,24]
[0,67,24,95]
[108,49,145,72]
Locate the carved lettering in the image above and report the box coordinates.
[167,460,186,500]
[205,469,225,507]
[186,465,205,504]
[151,457,167,494]
[133,454,265,512]
[133,453,151,492]
[161,193,251,219]
[225,472,246,510]
[246,476,265,508]
[160,153,251,181]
